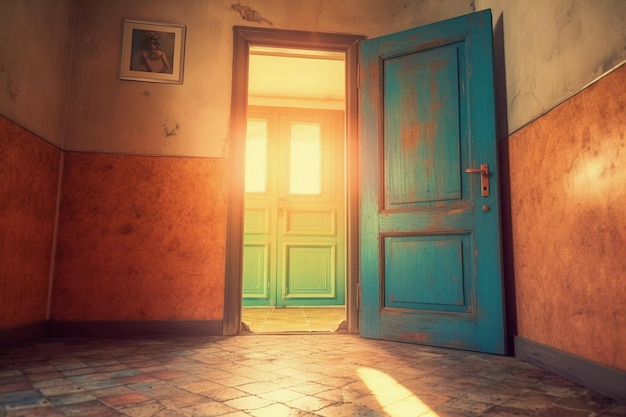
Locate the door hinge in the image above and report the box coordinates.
[356,282,361,311]
[357,65,361,89]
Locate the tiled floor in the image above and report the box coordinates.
[1,334,625,417]
[242,307,346,333]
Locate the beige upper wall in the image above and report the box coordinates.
[63,0,474,157]
[2,1,625,154]
[476,0,626,133]
[0,0,75,147]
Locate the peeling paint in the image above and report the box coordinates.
[405,332,431,343]
[231,2,274,26]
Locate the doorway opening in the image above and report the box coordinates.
[242,48,346,332]
[224,27,363,335]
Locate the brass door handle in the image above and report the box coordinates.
[465,163,489,197]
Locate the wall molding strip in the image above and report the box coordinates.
[515,336,626,404]
[48,320,223,339]
[0,321,48,348]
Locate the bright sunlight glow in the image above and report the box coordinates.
[289,123,322,195]
[566,146,626,201]
[357,367,440,416]
[245,120,268,193]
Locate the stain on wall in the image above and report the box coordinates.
[509,64,626,371]
[0,62,18,103]
[51,152,227,321]
[0,116,61,330]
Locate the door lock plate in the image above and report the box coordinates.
[465,163,489,197]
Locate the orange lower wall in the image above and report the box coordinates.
[50,152,227,321]
[509,64,626,371]
[0,116,60,330]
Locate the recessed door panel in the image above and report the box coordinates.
[244,208,271,234]
[283,244,336,298]
[383,235,472,313]
[242,242,270,304]
[384,45,463,207]
[285,209,336,235]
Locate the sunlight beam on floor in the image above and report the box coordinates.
[357,367,440,417]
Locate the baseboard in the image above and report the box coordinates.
[0,321,48,347]
[515,336,626,404]
[48,320,223,338]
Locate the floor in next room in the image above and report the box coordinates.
[242,307,346,333]
[1,334,625,417]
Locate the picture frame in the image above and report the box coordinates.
[119,19,186,84]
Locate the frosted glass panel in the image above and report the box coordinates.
[245,120,268,193]
[290,123,321,195]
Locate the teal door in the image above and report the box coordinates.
[359,10,505,354]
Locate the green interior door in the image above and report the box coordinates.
[243,107,346,307]
[359,10,506,354]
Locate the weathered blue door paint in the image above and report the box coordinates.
[359,10,506,354]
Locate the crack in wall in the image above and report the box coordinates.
[0,64,18,102]
[231,2,274,26]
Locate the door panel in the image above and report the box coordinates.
[384,235,470,311]
[242,242,270,298]
[359,10,505,353]
[244,107,345,307]
[385,44,463,205]
[283,244,336,298]
[242,113,276,307]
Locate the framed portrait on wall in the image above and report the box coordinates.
[119,19,186,84]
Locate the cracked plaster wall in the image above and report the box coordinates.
[477,0,626,133]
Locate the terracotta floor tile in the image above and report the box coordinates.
[247,402,293,417]
[116,400,167,417]
[4,406,66,416]
[179,380,224,394]
[38,384,84,396]
[0,381,32,394]
[147,370,188,381]
[101,391,150,406]
[47,391,97,405]
[180,401,238,416]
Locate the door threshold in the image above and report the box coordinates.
[241,307,346,333]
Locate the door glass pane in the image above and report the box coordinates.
[245,119,268,193]
[290,123,321,195]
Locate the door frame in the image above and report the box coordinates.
[223,26,364,335]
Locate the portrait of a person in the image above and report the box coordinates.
[130,29,175,74]
[139,31,170,73]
